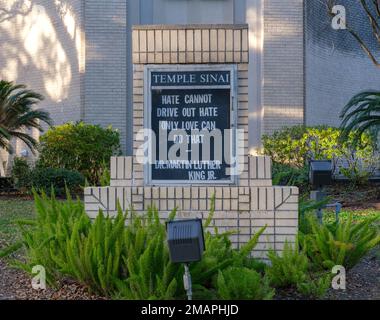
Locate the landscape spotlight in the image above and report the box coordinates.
[167,219,205,300]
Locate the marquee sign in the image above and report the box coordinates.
[145,65,237,185]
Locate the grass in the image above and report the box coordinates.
[0,198,379,252]
[0,199,35,250]
[323,209,380,224]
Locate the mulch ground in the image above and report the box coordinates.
[0,259,106,300]
[2,251,379,300]
[326,249,380,300]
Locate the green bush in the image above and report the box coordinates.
[216,267,274,300]
[99,161,111,187]
[296,273,332,299]
[262,125,375,169]
[113,208,183,300]
[266,242,309,288]
[11,157,31,189]
[272,162,309,189]
[299,214,380,270]
[11,192,269,299]
[266,242,331,299]
[11,158,84,195]
[38,122,121,185]
[31,167,84,196]
[15,191,88,285]
[188,203,267,298]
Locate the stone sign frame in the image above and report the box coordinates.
[144,64,238,185]
[84,24,299,262]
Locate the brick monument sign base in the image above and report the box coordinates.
[84,25,299,262]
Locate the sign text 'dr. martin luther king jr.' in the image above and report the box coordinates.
[145,65,238,185]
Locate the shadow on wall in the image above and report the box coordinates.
[0,0,83,174]
[305,0,380,128]
[261,2,305,135]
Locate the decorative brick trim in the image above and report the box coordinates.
[84,184,298,259]
[132,25,249,64]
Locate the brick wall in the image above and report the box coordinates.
[84,0,128,153]
[132,25,251,186]
[305,0,380,127]
[84,24,299,261]
[0,1,308,172]
[263,0,304,134]
[0,0,84,172]
[85,155,298,261]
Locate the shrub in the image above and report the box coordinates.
[266,242,309,288]
[266,242,331,299]
[99,161,111,187]
[262,125,376,169]
[299,214,380,270]
[31,167,84,196]
[216,267,274,300]
[38,122,121,185]
[113,207,183,300]
[11,192,268,299]
[296,273,332,299]
[15,191,88,285]
[11,158,84,195]
[272,162,309,189]
[338,148,378,185]
[189,206,267,298]
[11,157,31,189]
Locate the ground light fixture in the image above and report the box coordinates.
[166,219,205,300]
[309,160,342,223]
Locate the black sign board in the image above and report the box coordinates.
[146,67,236,184]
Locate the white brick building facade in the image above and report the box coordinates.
[0,0,305,163]
[1,0,378,172]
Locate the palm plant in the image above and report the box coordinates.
[340,91,380,144]
[0,80,52,153]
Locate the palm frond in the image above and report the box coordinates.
[340,91,380,144]
[0,80,51,153]
[7,130,38,154]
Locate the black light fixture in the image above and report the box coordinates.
[309,160,333,188]
[167,219,205,300]
[309,160,341,223]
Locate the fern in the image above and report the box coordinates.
[267,242,309,288]
[266,242,332,299]
[217,267,274,300]
[300,214,380,270]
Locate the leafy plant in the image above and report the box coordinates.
[190,200,267,297]
[337,147,379,185]
[15,190,89,285]
[262,125,376,172]
[296,272,332,299]
[38,122,121,185]
[266,242,331,299]
[299,214,380,270]
[272,162,309,189]
[113,207,183,300]
[266,242,309,288]
[0,80,52,153]
[31,167,84,196]
[10,191,268,300]
[99,161,111,187]
[217,267,274,300]
[340,91,380,146]
[298,198,330,235]
[11,157,31,190]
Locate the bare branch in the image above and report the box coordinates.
[325,0,380,67]
[371,0,380,17]
[346,25,380,67]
